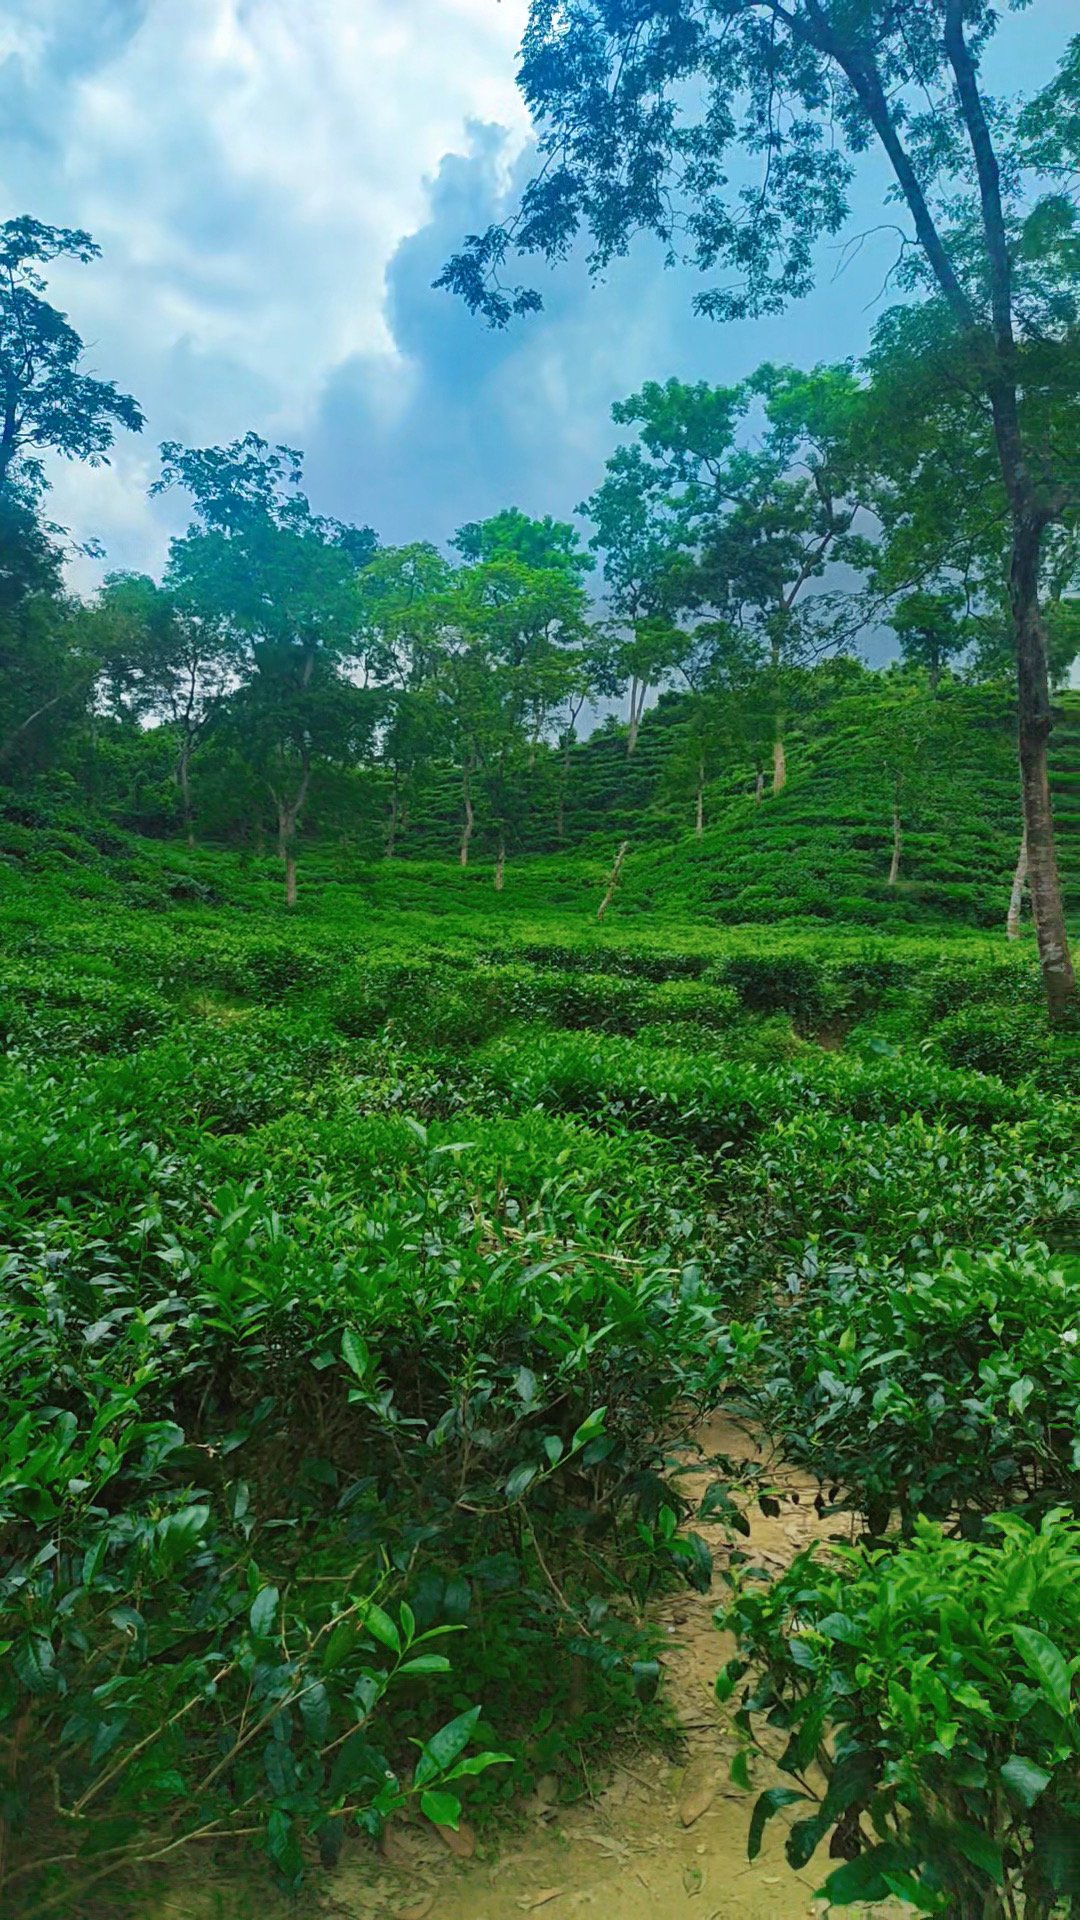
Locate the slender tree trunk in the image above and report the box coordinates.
[494,829,506,892]
[597,840,630,922]
[754,766,765,804]
[888,785,902,887]
[772,734,787,794]
[459,762,474,868]
[556,737,572,842]
[386,772,400,859]
[627,678,646,756]
[178,737,194,849]
[272,752,310,910]
[695,754,705,840]
[1006,824,1028,940]
[277,804,300,907]
[1011,521,1076,1017]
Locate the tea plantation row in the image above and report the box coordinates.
[1,865,1078,1915]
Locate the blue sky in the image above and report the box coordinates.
[0,1,1075,588]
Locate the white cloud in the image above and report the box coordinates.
[0,0,532,574]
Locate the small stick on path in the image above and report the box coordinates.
[597,839,629,922]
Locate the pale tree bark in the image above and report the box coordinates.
[888,784,903,887]
[772,734,787,795]
[1006,823,1028,940]
[754,766,765,804]
[177,738,195,849]
[597,840,630,922]
[694,752,705,840]
[627,677,648,755]
[271,752,311,909]
[1010,522,1075,1013]
[459,761,475,868]
[386,771,401,859]
[494,828,506,892]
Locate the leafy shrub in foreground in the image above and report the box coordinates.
[735,1247,1080,1530]
[721,1511,1080,1915]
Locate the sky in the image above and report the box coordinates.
[0,0,1076,600]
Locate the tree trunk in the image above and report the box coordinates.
[178,737,194,849]
[627,678,645,756]
[754,767,765,805]
[386,773,400,859]
[494,829,506,892]
[277,805,300,906]
[888,788,902,887]
[556,738,572,842]
[459,763,474,868]
[1011,521,1077,1018]
[694,754,705,840]
[772,734,787,795]
[597,840,630,923]
[1006,824,1028,940]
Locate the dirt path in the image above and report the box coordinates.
[159,1418,899,1920]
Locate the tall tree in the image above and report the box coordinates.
[0,218,142,497]
[155,435,377,904]
[355,543,453,855]
[887,590,969,692]
[597,368,869,787]
[431,551,588,879]
[93,573,239,846]
[580,447,688,753]
[442,4,1080,1018]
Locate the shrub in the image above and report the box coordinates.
[721,1510,1080,1914]
[733,1246,1080,1530]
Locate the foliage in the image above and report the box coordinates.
[720,1511,1080,1915]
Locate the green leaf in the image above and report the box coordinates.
[399,1654,453,1675]
[820,1843,918,1904]
[360,1603,401,1655]
[730,1748,752,1791]
[570,1406,607,1451]
[299,1680,330,1748]
[1000,1755,1052,1807]
[444,1751,512,1780]
[249,1585,279,1640]
[414,1705,482,1788]
[13,1635,54,1696]
[341,1329,370,1383]
[1008,1375,1035,1413]
[748,1787,808,1861]
[505,1462,538,1501]
[1013,1624,1073,1717]
[154,1502,210,1568]
[947,1821,1003,1883]
[420,1789,461,1830]
[786,1812,831,1871]
[816,1612,863,1645]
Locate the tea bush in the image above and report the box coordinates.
[732,1247,1080,1531]
[721,1511,1080,1914]
[1,851,1078,1912]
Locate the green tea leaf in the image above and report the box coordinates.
[1013,1625,1073,1718]
[748,1787,808,1860]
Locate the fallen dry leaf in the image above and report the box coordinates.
[395,1901,435,1920]
[378,1824,412,1867]
[678,1758,716,1828]
[435,1818,476,1859]
[521,1891,564,1910]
